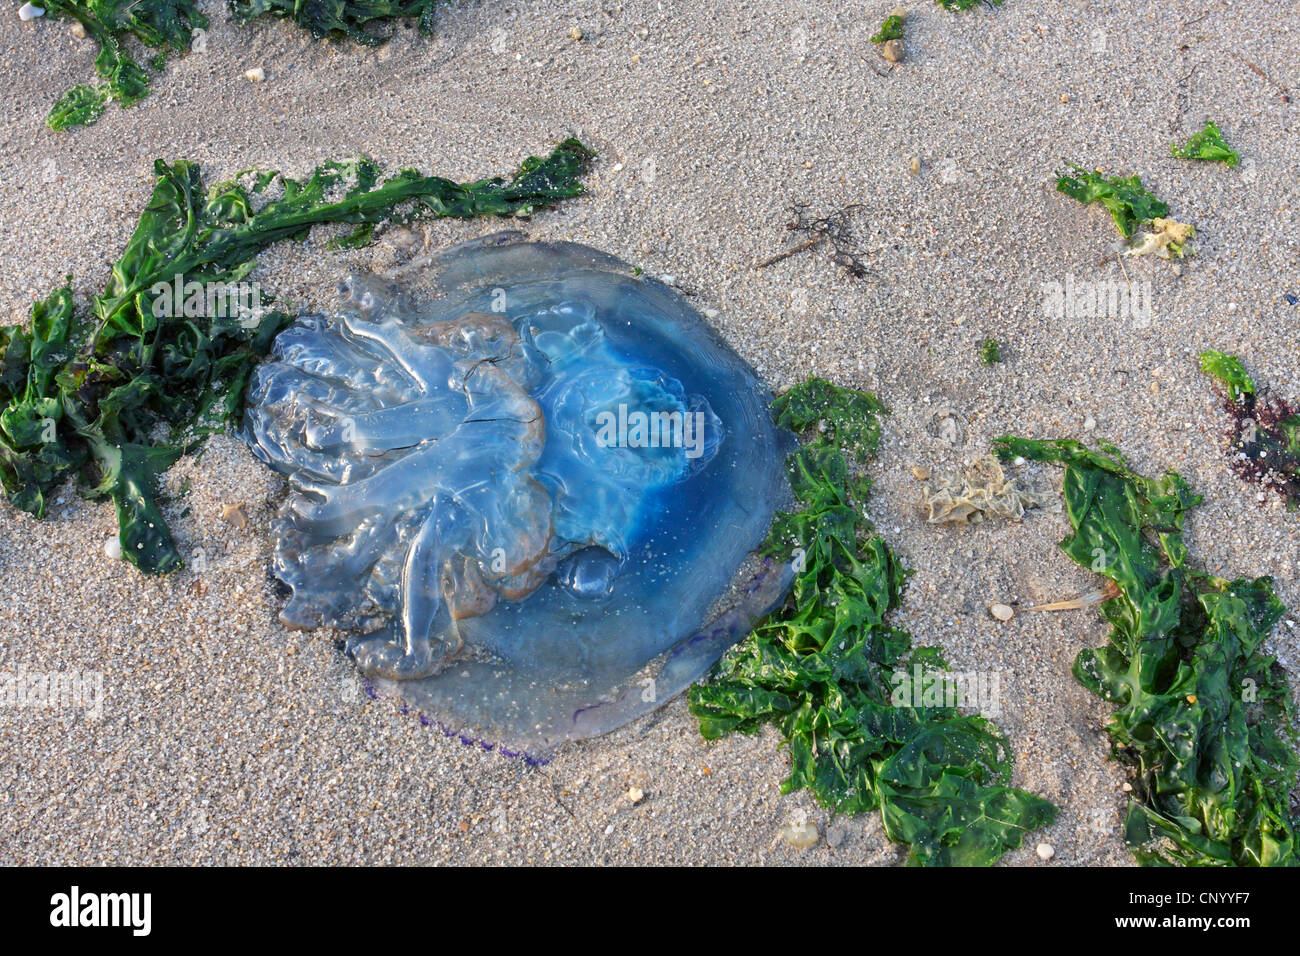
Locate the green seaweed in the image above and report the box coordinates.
[1171,121,1241,168]
[0,140,595,574]
[870,15,904,43]
[1055,162,1170,239]
[42,0,207,128]
[766,377,887,462]
[1199,350,1256,404]
[230,0,441,45]
[935,0,1004,10]
[46,84,109,131]
[690,378,1057,866]
[980,338,1001,366]
[993,436,1299,866]
[39,1,444,129]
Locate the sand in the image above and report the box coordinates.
[0,0,1296,865]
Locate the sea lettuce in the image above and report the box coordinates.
[42,0,206,128]
[1171,121,1241,167]
[230,0,441,44]
[691,379,1056,866]
[1056,163,1170,239]
[870,15,904,43]
[40,1,443,128]
[993,436,1299,866]
[935,0,1004,10]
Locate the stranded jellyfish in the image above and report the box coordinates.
[243,233,792,749]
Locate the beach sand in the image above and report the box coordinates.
[0,0,1296,864]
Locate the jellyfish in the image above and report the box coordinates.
[243,233,793,749]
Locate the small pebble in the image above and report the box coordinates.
[626,787,645,804]
[825,825,847,848]
[103,536,122,560]
[1036,843,1055,861]
[71,21,86,38]
[220,502,249,530]
[1121,782,1133,793]
[990,603,1014,622]
[245,67,266,83]
[1083,416,1096,431]
[779,822,819,849]
[18,3,44,20]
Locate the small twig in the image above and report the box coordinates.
[1116,251,1133,293]
[1021,582,1121,612]
[1230,52,1291,104]
[859,50,890,78]
[755,235,824,269]
[757,202,876,279]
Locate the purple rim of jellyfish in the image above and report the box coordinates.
[364,676,543,763]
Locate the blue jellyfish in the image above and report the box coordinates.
[243,233,792,749]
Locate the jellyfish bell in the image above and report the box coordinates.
[243,233,794,750]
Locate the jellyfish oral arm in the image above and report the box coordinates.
[339,311,450,393]
[349,503,461,679]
